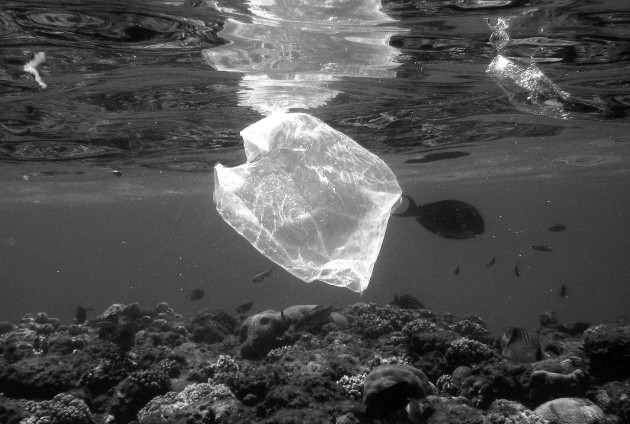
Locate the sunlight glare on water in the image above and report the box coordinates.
[202,0,405,114]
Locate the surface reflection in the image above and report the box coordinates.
[203,0,404,114]
[486,13,627,119]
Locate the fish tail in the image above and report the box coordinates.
[393,195,418,217]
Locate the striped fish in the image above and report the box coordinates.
[500,327,543,363]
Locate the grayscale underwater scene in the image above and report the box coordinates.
[1,0,630,422]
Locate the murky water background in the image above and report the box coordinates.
[1,0,629,332]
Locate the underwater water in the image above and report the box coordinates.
[1,0,629,333]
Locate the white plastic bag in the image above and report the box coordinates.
[214,113,401,292]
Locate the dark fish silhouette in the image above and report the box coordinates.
[187,288,205,301]
[500,327,543,363]
[75,305,93,324]
[390,294,424,309]
[548,224,566,232]
[394,195,484,239]
[404,151,470,164]
[513,262,520,277]
[93,317,139,353]
[236,300,253,313]
[89,317,118,329]
[454,264,460,275]
[253,267,274,283]
[559,284,567,298]
[531,245,553,252]
[108,323,138,353]
[485,256,496,267]
[293,305,336,332]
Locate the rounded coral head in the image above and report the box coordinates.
[362,363,435,418]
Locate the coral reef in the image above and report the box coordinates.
[533,397,605,424]
[582,321,630,382]
[108,370,171,423]
[362,363,435,418]
[0,302,627,423]
[529,369,591,403]
[21,393,94,424]
[137,382,239,424]
[239,310,289,359]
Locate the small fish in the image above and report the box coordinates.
[390,294,424,309]
[89,317,118,329]
[187,288,205,301]
[513,262,520,277]
[500,327,543,363]
[531,245,553,252]
[559,284,567,298]
[485,256,496,267]
[548,224,566,232]
[253,267,274,283]
[454,264,460,275]
[75,305,93,324]
[236,300,253,314]
[111,169,122,177]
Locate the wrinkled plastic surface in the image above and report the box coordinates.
[214,113,401,292]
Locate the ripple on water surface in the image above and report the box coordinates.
[2,4,224,49]
[0,141,124,161]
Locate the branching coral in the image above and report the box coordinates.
[137,382,236,424]
[336,373,365,400]
[21,394,94,424]
[445,337,498,367]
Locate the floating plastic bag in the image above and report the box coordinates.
[214,113,401,293]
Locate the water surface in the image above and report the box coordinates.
[1,0,629,331]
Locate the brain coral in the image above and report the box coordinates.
[533,397,605,424]
[362,363,435,418]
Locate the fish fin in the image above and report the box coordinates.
[393,195,418,217]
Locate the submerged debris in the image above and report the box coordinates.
[23,52,47,89]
